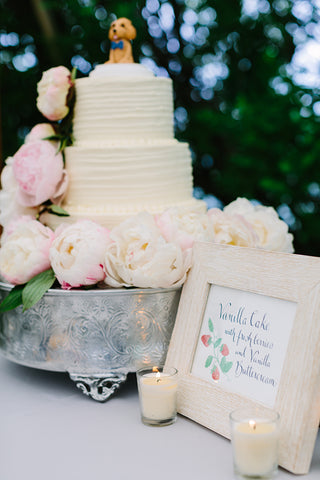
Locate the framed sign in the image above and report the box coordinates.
[166,242,320,474]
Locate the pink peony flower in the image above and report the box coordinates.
[49,220,110,289]
[25,123,56,144]
[0,217,54,285]
[0,157,38,228]
[1,214,35,244]
[49,170,69,206]
[12,140,68,207]
[36,66,73,121]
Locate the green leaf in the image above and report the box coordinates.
[71,66,77,81]
[43,135,59,142]
[205,355,213,368]
[22,269,56,311]
[220,356,233,373]
[214,338,222,348]
[0,285,24,312]
[208,318,214,332]
[48,204,70,217]
[58,137,69,153]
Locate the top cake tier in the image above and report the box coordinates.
[72,64,174,145]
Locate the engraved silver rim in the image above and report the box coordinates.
[0,281,181,296]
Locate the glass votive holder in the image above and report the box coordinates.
[136,365,178,426]
[230,406,280,479]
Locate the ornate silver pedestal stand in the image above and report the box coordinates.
[0,283,181,401]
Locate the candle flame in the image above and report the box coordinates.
[249,420,256,431]
[152,366,161,383]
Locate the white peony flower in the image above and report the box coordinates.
[223,197,254,217]
[104,212,192,288]
[49,220,110,289]
[0,217,54,285]
[0,157,38,229]
[156,207,214,250]
[208,208,259,247]
[36,66,73,121]
[223,197,294,253]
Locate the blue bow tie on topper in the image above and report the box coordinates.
[111,40,124,50]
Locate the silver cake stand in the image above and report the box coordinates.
[0,282,181,401]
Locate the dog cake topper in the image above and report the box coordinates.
[106,17,136,64]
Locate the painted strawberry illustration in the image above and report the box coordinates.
[220,344,229,356]
[201,317,233,382]
[201,334,211,347]
[212,366,220,381]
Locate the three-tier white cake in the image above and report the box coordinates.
[46,63,205,229]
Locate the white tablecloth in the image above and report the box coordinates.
[0,356,319,480]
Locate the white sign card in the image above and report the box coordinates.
[191,285,297,407]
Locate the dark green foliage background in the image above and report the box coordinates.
[1,0,320,255]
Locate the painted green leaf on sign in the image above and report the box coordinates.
[205,355,213,368]
[208,318,214,332]
[220,356,233,373]
[214,338,222,348]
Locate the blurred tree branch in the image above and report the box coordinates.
[30,0,60,64]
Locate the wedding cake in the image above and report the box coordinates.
[44,63,205,229]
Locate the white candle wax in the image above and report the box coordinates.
[138,372,178,421]
[232,420,279,477]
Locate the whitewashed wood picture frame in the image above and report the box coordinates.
[166,242,320,474]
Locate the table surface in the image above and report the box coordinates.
[0,356,319,480]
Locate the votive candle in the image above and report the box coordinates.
[230,407,280,479]
[136,366,178,426]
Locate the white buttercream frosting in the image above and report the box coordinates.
[65,142,193,208]
[73,73,173,143]
[89,63,154,78]
[45,64,206,229]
